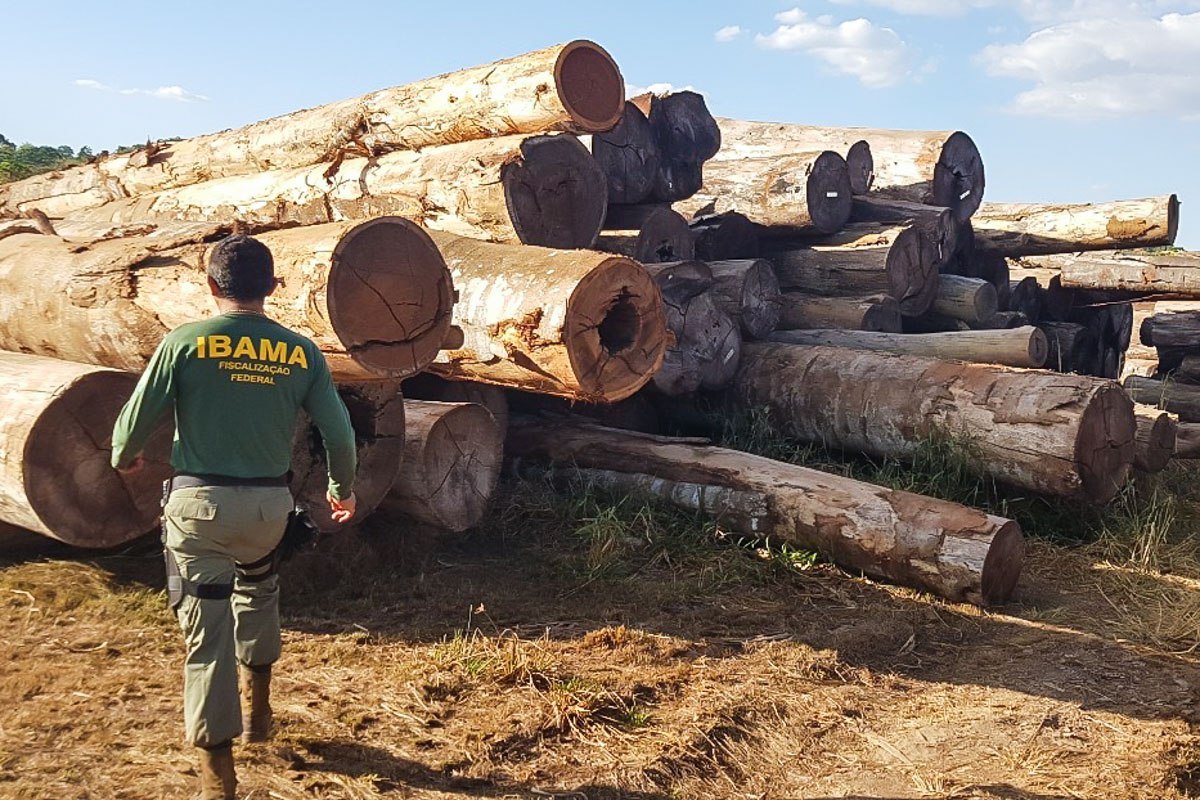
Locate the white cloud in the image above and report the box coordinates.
[755,8,919,87]
[625,82,697,97]
[74,78,208,103]
[979,11,1200,117]
[714,24,744,41]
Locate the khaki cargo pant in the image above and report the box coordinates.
[163,485,292,747]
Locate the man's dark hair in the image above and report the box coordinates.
[207,235,275,301]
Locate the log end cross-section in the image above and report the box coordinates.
[806,150,855,234]
[933,131,985,223]
[553,40,626,133]
[326,217,455,378]
[502,134,609,249]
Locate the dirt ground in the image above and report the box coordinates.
[1,480,1199,800]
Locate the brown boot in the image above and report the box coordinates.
[240,663,273,743]
[196,741,236,800]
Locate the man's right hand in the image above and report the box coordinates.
[326,491,357,524]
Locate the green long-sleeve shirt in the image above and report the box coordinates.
[112,311,357,499]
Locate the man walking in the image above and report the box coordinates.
[112,234,359,799]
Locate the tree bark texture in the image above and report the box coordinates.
[584,101,661,205]
[736,342,1134,503]
[777,293,902,333]
[0,217,454,380]
[766,326,1048,369]
[1175,422,1200,459]
[633,91,721,203]
[507,418,1024,605]
[594,207,694,263]
[850,196,960,269]
[705,259,782,339]
[0,40,626,218]
[1021,251,1200,296]
[1040,322,1097,375]
[1124,376,1200,423]
[934,275,998,325]
[972,196,1179,256]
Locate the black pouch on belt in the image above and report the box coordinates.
[278,505,320,562]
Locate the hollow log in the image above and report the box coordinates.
[73,133,608,251]
[1040,322,1097,374]
[675,151,852,235]
[1124,376,1200,423]
[0,41,625,218]
[380,400,503,532]
[584,101,661,205]
[594,207,694,263]
[767,326,1047,369]
[0,353,172,547]
[714,119,984,222]
[777,293,902,333]
[508,418,1023,604]
[934,275,998,325]
[426,231,667,402]
[1022,250,1200,296]
[0,217,453,380]
[705,259,782,339]
[1176,422,1200,459]
[764,223,939,317]
[972,196,1179,256]
[291,382,405,533]
[689,212,760,261]
[736,342,1134,503]
[633,91,721,203]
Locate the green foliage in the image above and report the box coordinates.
[0,136,88,184]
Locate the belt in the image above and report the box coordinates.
[170,473,290,490]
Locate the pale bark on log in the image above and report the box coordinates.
[1121,357,1159,381]
[736,342,1134,503]
[675,151,852,235]
[0,41,625,218]
[777,293,902,333]
[382,400,502,532]
[0,217,454,380]
[711,120,874,195]
[767,326,1048,369]
[705,259,782,339]
[689,212,760,261]
[1132,405,1176,473]
[972,196,1179,256]
[594,207,694,263]
[934,275,998,324]
[0,353,173,547]
[427,231,667,401]
[764,223,939,317]
[634,91,721,203]
[1124,376,1200,423]
[583,101,661,205]
[401,374,510,434]
[1176,422,1200,458]
[1127,302,1157,363]
[1040,322,1096,375]
[71,133,609,250]
[1022,251,1200,296]
[508,418,1024,605]
[291,382,405,533]
[714,119,985,222]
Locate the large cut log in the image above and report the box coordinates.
[1021,251,1200,296]
[633,91,721,202]
[689,212,760,260]
[713,119,874,195]
[777,293,902,333]
[680,292,742,391]
[584,101,661,205]
[714,119,984,222]
[767,326,1048,369]
[1124,376,1200,423]
[1176,422,1200,459]
[1131,404,1176,473]
[427,231,668,401]
[595,207,694,263]
[705,259,782,339]
[73,133,608,250]
[402,374,510,433]
[972,196,1179,256]
[1008,266,1073,322]
[0,353,172,547]
[675,151,852,235]
[0,217,454,380]
[1006,276,1044,323]
[641,261,712,396]
[933,275,998,325]
[508,418,1024,605]
[850,195,960,267]
[1140,311,1200,349]
[764,223,938,317]
[382,400,502,532]
[291,382,405,533]
[737,342,1134,503]
[1040,322,1096,374]
[0,41,625,218]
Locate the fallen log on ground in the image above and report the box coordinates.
[674,151,852,235]
[382,400,503,532]
[735,342,1135,503]
[595,206,694,263]
[767,326,1048,369]
[1124,376,1200,423]
[933,275,998,325]
[291,382,405,533]
[764,223,938,317]
[1132,404,1176,473]
[584,101,661,205]
[0,40,625,218]
[73,133,609,250]
[507,418,1024,605]
[0,217,454,380]
[704,259,782,339]
[427,231,668,402]
[1022,251,1200,296]
[0,353,172,547]
[971,196,1179,256]
[633,91,721,202]
[777,294,902,333]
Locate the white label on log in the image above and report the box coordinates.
[724,349,736,363]
[826,191,840,198]
[960,190,971,200]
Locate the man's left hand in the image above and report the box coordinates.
[117,455,145,475]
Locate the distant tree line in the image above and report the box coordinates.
[0,134,178,184]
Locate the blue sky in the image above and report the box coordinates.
[1,0,1196,247]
